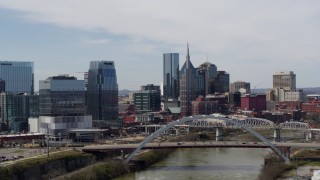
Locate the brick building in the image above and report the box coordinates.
[191,97,219,115]
[241,94,266,111]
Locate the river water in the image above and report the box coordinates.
[114,148,269,180]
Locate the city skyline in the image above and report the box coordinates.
[1,1,320,90]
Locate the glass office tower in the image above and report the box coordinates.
[39,75,86,116]
[0,61,34,94]
[39,75,91,139]
[163,53,179,100]
[87,61,119,125]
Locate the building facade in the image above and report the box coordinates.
[241,94,266,111]
[163,53,179,100]
[196,62,217,97]
[284,91,305,102]
[87,61,119,125]
[273,71,296,91]
[133,90,161,113]
[0,93,37,132]
[180,44,197,116]
[141,84,161,93]
[38,75,91,139]
[191,97,219,115]
[39,75,86,116]
[230,81,250,94]
[0,61,34,94]
[0,79,5,93]
[214,71,230,93]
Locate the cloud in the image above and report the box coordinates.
[0,0,320,88]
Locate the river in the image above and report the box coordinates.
[114,148,269,180]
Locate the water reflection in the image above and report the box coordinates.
[114,148,269,180]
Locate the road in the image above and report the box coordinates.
[0,148,74,167]
[82,141,320,153]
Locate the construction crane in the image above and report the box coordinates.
[252,82,262,94]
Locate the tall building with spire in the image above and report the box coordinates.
[180,44,197,116]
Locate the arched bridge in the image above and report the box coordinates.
[123,115,292,164]
[164,116,312,142]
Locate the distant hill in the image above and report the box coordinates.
[300,87,320,94]
[119,89,138,96]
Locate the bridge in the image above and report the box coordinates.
[136,116,316,142]
[82,141,320,152]
[84,115,320,164]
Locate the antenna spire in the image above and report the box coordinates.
[186,42,190,68]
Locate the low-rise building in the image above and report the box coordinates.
[191,97,219,115]
[241,94,266,111]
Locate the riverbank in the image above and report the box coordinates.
[0,149,94,180]
[258,149,320,180]
[58,148,174,180]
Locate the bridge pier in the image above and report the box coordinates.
[305,131,312,141]
[216,127,223,141]
[121,150,124,160]
[274,128,281,142]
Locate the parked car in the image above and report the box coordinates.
[177,142,184,145]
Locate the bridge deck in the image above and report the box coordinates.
[82,141,320,153]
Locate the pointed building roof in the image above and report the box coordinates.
[186,43,191,69]
[180,43,196,79]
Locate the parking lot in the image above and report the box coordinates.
[0,147,48,165]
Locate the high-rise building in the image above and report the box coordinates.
[39,75,91,140]
[273,71,296,91]
[163,53,179,100]
[230,81,250,94]
[87,61,119,126]
[0,92,34,132]
[0,79,5,93]
[133,90,161,113]
[0,61,34,94]
[39,75,86,116]
[197,62,217,96]
[29,94,39,118]
[180,44,197,116]
[214,71,230,93]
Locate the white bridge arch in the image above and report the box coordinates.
[124,115,291,164]
[278,121,311,130]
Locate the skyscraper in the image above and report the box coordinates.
[214,71,230,93]
[273,71,296,91]
[180,44,197,116]
[0,61,34,94]
[197,62,217,96]
[87,61,119,126]
[163,53,179,100]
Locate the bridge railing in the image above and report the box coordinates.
[124,115,290,164]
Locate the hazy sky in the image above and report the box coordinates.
[0,1,319,90]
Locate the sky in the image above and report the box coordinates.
[0,0,320,91]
